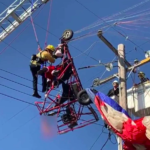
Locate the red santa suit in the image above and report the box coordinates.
[45,65,62,85]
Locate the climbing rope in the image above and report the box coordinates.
[44,0,53,48]
[30,0,41,51]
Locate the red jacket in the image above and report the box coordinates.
[45,65,62,80]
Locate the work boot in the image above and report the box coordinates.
[32,90,41,98]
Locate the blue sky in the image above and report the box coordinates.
[0,0,150,150]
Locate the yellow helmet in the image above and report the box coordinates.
[138,72,145,77]
[46,45,55,51]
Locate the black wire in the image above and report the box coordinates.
[0,1,7,6]
[0,1,98,62]
[0,71,74,98]
[0,75,57,97]
[109,132,117,144]
[0,92,36,106]
[0,80,101,121]
[89,131,103,150]
[0,68,41,85]
[88,124,111,150]
[100,132,111,150]
[79,118,104,126]
[0,68,61,92]
[100,137,109,150]
[75,0,100,19]
[0,105,30,127]
[0,82,101,122]
[1,40,30,59]
[34,22,99,62]
[0,83,45,100]
[0,114,38,142]
[0,75,36,90]
[75,0,147,54]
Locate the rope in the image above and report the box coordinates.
[30,15,41,50]
[44,0,53,48]
[30,0,41,51]
[42,0,53,67]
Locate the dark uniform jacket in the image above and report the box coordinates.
[107,88,119,97]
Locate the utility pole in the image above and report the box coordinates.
[118,44,127,110]
[97,30,128,150]
[117,44,127,150]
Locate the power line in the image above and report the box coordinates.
[89,130,103,150]
[0,92,36,106]
[0,75,58,97]
[0,1,43,134]
[100,133,110,150]
[75,0,100,19]
[0,83,44,99]
[0,76,101,117]
[0,1,99,64]
[0,68,41,84]
[88,126,116,150]
[0,69,101,123]
[0,1,102,143]
[109,132,117,145]
[0,1,7,6]
[74,0,147,53]
[0,80,100,115]
[0,69,67,95]
[34,22,99,62]
[0,104,30,127]
[0,68,61,92]
[0,114,38,142]
[2,40,30,59]
[0,75,36,90]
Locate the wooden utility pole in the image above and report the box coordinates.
[117,44,127,150]
[118,44,127,110]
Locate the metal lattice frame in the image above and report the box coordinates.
[0,0,49,42]
[35,43,99,134]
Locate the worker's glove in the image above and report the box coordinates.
[52,54,63,59]
[58,44,63,48]
[52,54,58,59]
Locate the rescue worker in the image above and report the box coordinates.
[107,80,119,97]
[138,72,149,84]
[30,45,56,98]
[134,72,149,87]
